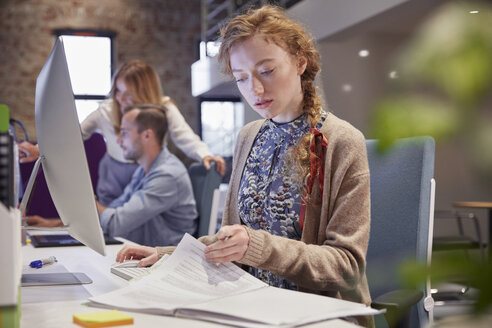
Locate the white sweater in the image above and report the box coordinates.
[80,98,211,163]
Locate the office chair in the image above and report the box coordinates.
[9,118,29,142]
[188,162,222,237]
[365,137,435,328]
[431,209,484,309]
[433,209,485,260]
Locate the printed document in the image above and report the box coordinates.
[89,233,380,327]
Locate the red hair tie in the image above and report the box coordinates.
[299,127,327,232]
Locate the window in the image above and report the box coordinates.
[200,99,244,157]
[54,30,115,123]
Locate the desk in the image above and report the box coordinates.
[21,240,360,327]
[453,201,492,254]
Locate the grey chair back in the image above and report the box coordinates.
[188,162,222,237]
[366,137,435,327]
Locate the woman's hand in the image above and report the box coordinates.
[202,155,226,176]
[17,141,40,163]
[204,224,249,263]
[116,245,158,267]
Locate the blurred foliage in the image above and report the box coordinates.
[471,122,492,179]
[371,1,492,152]
[398,3,492,107]
[400,253,492,314]
[371,95,459,150]
[370,0,492,317]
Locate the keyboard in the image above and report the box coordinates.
[110,266,150,281]
[30,234,123,247]
[110,255,169,281]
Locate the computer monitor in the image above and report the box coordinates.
[22,37,106,256]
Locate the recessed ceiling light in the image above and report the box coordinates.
[389,71,398,79]
[358,49,370,57]
[469,10,479,14]
[342,84,352,92]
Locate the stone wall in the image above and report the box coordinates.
[0,0,201,161]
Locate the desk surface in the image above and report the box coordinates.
[21,238,360,328]
[453,201,492,209]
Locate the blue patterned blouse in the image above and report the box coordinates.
[238,111,327,290]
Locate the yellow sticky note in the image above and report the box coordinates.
[73,310,133,327]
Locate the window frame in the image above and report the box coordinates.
[198,96,244,167]
[198,96,242,138]
[53,29,116,102]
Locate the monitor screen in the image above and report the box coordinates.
[34,37,106,255]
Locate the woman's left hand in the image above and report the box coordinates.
[116,245,158,267]
[204,224,249,263]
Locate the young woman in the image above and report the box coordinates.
[19,60,226,206]
[116,6,372,326]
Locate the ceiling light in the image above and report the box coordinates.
[469,10,479,14]
[389,71,398,79]
[342,84,352,93]
[358,49,370,57]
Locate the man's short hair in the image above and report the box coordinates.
[123,104,168,145]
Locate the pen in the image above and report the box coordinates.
[29,256,57,269]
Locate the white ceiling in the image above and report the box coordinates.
[288,0,410,41]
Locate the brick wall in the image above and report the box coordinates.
[0,0,201,161]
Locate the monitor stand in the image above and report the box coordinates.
[19,156,69,232]
[19,156,93,286]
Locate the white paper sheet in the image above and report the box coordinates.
[89,233,382,327]
[0,205,21,306]
[90,233,265,311]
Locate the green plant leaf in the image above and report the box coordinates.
[396,2,492,107]
[370,95,459,151]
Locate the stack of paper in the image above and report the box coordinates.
[89,233,381,327]
[0,205,21,306]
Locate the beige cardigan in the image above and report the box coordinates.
[157,112,372,325]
